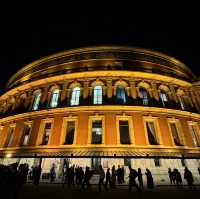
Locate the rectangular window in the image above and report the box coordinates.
[41,122,52,145]
[181,158,186,167]
[21,124,32,146]
[91,158,101,169]
[169,123,182,146]
[64,121,75,144]
[91,120,102,144]
[4,126,15,147]
[146,121,159,145]
[190,124,200,147]
[119,120,130,144]
[124,158,131,166]
[154,158,161,167]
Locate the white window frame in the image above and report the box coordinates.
[143,116,162,145]
[168,118,185,146]
[88,115,105,145]
[60,117,78,145]
[93,85,103,105]
[116,115,134,145]
[21,122,32,146]
[188,121,200,147]
[36,118,54,146]
[70,87,81,106]
[50,89,60,108]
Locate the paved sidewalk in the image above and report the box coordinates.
[13,183,200,199]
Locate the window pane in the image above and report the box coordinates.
[64,121,75,144]
[178,95,185,110]
[70,87,80,106]
[32,93,41,110]
[116,86,126,104]
[154,158,161,167]
[21,124,32,146]
[119,120,130,144]
[191,125,200,147]
[160,92,168,107]
[146,121,158,145]
[170,123,182,146]
[50,89,59,107]
[42,123,51,145]
[93,86,102,104]
[139,88,148,105]
[4,127,14,147]
[91,120,102,144]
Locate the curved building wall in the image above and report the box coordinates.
[0,46,200,185]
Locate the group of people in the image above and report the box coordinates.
[0,162,29,198]
[168,167,195,190]
[0,161,199,196]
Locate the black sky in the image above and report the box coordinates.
[0,5,200,93]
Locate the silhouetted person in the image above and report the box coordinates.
[111,165,116,188]
[174,169,182,185]
[33,165,42,187]
[117,165,122,184]
[184,167,194,190]
[145,169,154,189]
[50,164,56,183]
[105,168,111,190]
[128,165,139,192]
[168,168,173,184]
[82,166,92,190]
[121,166,125,183]
[198,167,200,175]
[98,165,106,192]
[138,168,143,190]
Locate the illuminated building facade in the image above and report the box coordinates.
[0,46,200,184]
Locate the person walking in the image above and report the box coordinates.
[145,168,154,189]
[82,166,92,190]
[111,165,116,188]
[137,168,143,190]
[168,168,173,184]
[184,167,194,190]
[105,168,112,190]
[50,164,56,183]
[128,165,139,192]
[98,165,106,192]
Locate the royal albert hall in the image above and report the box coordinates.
[0,46,200,184]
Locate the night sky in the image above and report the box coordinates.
[0,5,200,93]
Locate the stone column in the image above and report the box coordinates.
[40,86,49,108]
[169,85,178,103]
[151,81,159,101]
[24,89,33,109]
[83,80,90,99]
[106,79,113,98]
[60,82,69,104]
[129,80,137,99]
[190,90,200,111]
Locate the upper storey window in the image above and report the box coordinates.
[32,93,41,110]
[50,89,60,108]
[93,85,102,104]
[160,91,168,107]
[116,86,126,104]
[70,87,80,106]
[177,95,185,110]
[139,88,149,105]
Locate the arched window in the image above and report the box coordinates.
[49,89,59,108]
[139,88,149,105]
[160,91,168,107]
[116,86,126,104]
[70,87,80,106]
[177,95,185,110]
[93,85,102,104]
[32,93,41,110]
